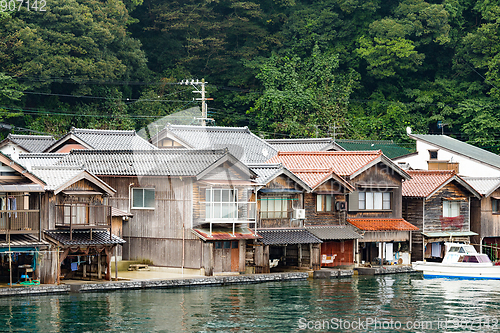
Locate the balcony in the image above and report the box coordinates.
[0,210,40,234]
[55,204,112,231]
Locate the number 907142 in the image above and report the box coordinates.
[1,0,47,12]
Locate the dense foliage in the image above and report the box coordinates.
[1,0,500,151]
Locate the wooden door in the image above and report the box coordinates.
[214,241,232,272]
[231,241,239,272]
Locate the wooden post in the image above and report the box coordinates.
[98,252,102,279]
[298,244,302,267]
[309,243,313,269]
[114,246,118,281]
[8,233,11,288]
[56,246,60,285]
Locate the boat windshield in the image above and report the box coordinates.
[458,254,492,263]
[448,247,460,252]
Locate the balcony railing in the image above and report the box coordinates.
[55,204,112,229]
[0,210,40,233]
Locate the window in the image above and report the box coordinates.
[493,198,500,214]
[64,204,88,224]
[443,200,460,217]
[317,195,334,212]
[132,188,155,209]
[429,150,438,160]
[358,192,391,210]
[260,197,289,219]
[205,188,237,219]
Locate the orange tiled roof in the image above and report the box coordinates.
[266,151,382,176]
[402,170,455,198]
[347,218,418,231]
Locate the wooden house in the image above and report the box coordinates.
[51,148,260,276]
[402,170,481,262]
[463,177,500,260]
[30,166,124,283]
[0,152,47,285]
[248,163,324,272]
[268,151,417,265]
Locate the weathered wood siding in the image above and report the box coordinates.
[101,176,202,268]
[478,189,500,238]
[304,193,346,226]
[347,163,403,219]
[403,198,424,261]
[423,182,470,233]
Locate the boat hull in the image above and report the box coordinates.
[413,261,500,280]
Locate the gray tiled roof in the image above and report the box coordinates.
[31,167,85,191]
[249,163,284,184]
[257,228,322,245]
[162,124,278,163]
[46,128,157,152]
[266,138,344,152]
[18,153,68,168]
[305,225,362,240]
[56,149,228,176]
[7,134,56,152]
[410,134,500,170]
[463,177,500,197]
[44,230,125,246]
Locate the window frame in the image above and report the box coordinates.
[493,198,500,214]
[316,194,335,213]
[442,200,460,218]
[132,188,155,210]
[358,191,391,211]
[205,188,238,220]
[260,196,290,219]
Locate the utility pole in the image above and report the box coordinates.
[179,79,213,126]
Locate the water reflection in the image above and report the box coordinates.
[0,275,500,332]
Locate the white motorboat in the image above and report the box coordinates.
[412,243,500,279]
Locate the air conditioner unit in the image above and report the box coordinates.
[336,201,347,211]
[293,209,306,219]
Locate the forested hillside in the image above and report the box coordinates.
[1,0,500,151]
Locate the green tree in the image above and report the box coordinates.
[247,45,355,137]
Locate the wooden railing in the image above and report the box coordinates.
[55,204,112,229]
[0,210,40,233]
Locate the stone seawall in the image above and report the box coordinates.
[0,272,309,298]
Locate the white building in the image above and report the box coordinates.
[393,134,500,177]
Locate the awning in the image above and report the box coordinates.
[0,234,49,250]
[257,228,322,245]
[347,218,418,232]
[306,225,363,240]
[192,227,261,241]
[111,207,133,218]
[259,188,303,194]
[0,184,44,192]
[44,230,125,246]
[422,231,478,238]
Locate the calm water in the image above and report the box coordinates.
[1,274,500,332]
